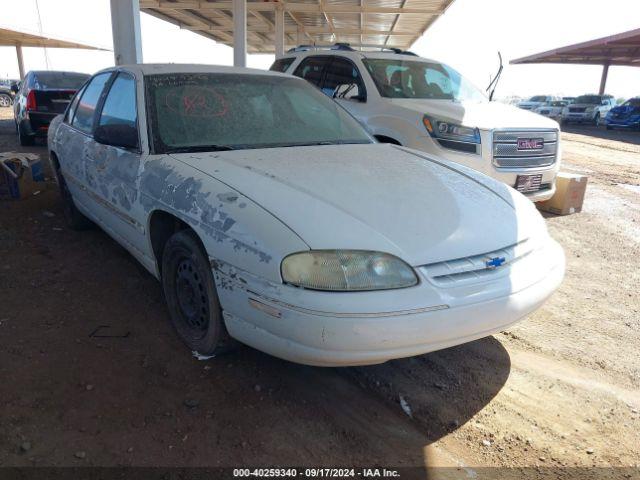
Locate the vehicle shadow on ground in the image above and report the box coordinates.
[562,124,640,145]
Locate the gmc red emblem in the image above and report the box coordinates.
[517,138,544,150]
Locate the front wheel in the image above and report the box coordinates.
[594,113,601,126]
[162,230,235,357]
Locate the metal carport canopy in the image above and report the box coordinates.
[0,26,107,79]
[139,0,454,55]
[510,28,640,94]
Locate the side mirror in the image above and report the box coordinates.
[94,124,139,150]
[333,83,365,102]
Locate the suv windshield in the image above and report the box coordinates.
[30,72,89,90]
[145,73,372,153]
[529,96,547,102]
[362,58,486,102]
[574,95,602,105]
[623,98,640,107]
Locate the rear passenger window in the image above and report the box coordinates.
[72,72,111,134]
[270,58,295,73]
[65,84,86,123]
[98,73,137,129]
[293,57,329,87]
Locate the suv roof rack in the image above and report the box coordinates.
[287,43,355,53]
[287,43,419,56]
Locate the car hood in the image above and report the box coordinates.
[387,98,559,130]
[172,144,545,266]
[609,104,639,116]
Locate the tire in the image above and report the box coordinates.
[594,113,601,126]
[162,230,235,357]
[18,124,35,146]
[0,94,11,108]
[56,170,93,230]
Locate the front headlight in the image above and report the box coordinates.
[281,250,418,291]
[423,115,481,144]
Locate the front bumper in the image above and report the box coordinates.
[406,133,560,203]
[213,238,565,366]
[562,112,596,122]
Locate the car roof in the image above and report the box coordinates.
[98,63,288,78]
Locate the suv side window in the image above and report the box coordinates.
[293,56,330,87]
[270,58,295,73]
[71,72,112,134]
[322,57,365,98]
[98,72,137,130]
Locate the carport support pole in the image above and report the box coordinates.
[110,0,143,65]
[15,44,25,80]
[233,0,247,67]
[275,6,285,58]
[599,63,610,95]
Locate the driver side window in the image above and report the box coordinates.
[322,58,365,100]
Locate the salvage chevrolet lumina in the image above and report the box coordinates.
[48,64,565,366]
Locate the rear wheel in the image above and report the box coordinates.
[56,170,93,230]
[162,230,235,357]
[17,124,34,146]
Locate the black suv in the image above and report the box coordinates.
[13,70,89,145]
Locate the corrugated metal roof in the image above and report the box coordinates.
[0,26,107,50]
[511,28,640,67]
[140,0,454,53]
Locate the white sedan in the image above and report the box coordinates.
[48,64,565,366]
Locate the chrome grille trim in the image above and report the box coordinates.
[492,129,558,169]
[418,239,536,287]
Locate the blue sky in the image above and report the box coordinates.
[1,0,639,99]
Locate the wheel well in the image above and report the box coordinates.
[49,151,60,171]
[374,135,402,145]
[149,211,193,274]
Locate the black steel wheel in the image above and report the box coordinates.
[162,230,235,356]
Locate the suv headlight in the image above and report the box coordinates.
[423,115,481,144]
[281,250,418,291]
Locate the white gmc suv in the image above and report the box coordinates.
[273,45,561,202]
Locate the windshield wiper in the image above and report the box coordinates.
[165,144,235,153]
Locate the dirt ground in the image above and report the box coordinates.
[0,107,638,479]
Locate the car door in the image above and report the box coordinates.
[84,70,147,254]
[320,56,371,124]
[54,71,112,214]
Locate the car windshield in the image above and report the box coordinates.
[529,96,547,102]
[574,95,602,105]
[623,98,640,107]
[145,73,372,153]
[362,58,487,102]
[548,101,566,107]
[30,72,89,90]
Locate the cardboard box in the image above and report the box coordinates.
[537,172,588,215]
[0,153,44,200]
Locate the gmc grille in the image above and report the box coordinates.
[492,130,558,169]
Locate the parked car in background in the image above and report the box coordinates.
[518,95,558,111]
[535,100,569,121]
[561,96,576,105]
[605,97,640,130]
[561,94,616,125]
[47,64,564,366]
[13,70,89,145]
[275,44,561,202]
[0,84,14,108]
